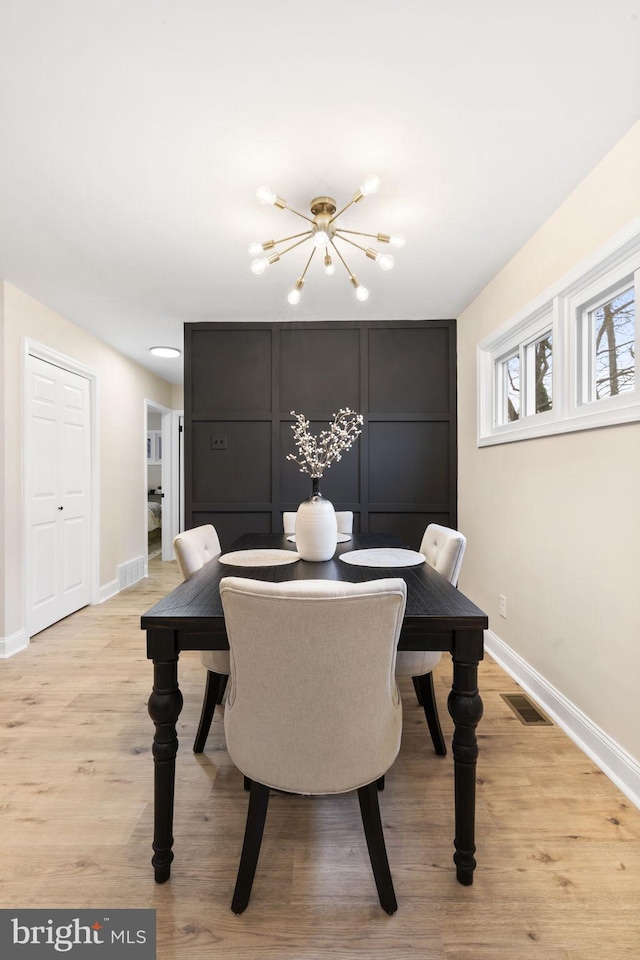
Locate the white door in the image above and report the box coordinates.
[27,355,92,635]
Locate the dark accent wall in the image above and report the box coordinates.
[185,320,457,551]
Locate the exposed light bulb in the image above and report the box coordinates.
[256,185,277,205]
[313,229,330,247]
[359,174,380,197]
[356,285,369,302]
[250,258,269,275]
[389,234,406,248]
[287,278,304,305]
[248,241,264,257]
[323,254,335,276]
[377,253,395,271]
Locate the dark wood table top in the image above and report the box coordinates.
[142,533,488,650]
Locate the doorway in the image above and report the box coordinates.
[146,408,163,560]
[144,400,182,565]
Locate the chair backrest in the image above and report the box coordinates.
[335,511,354,534]
[419,523,466,587]
[282,512,296,535]
[173,524,221,580]
[283,510,354,536]
[220,576,406,795]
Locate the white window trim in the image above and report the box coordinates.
[478,216,640,446]
[568,266,638,415]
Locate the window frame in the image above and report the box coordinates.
[478,218,640,446]
[495,349,521,425]
[479,306,558,442]
[571,269,638,414]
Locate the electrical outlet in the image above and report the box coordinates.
[499,594,507,618]
[211,434,227,450]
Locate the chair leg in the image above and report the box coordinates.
[416,672,447,756]
[357,781,397,915]
[376,775,385,791]
[193,671,227,753]
[231,781,270,915]
[216,674,229,704]
[412,675,424,706]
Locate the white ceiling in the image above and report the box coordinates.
[1,1,639,385]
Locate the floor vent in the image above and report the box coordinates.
[117,556,146,591]
[500,693,552,726]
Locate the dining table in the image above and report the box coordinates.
[141,531,488,887]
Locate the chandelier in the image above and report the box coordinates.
[248,175,405,305]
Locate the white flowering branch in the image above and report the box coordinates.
[286,408,364,478]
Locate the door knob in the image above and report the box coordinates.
[58,506,64,510]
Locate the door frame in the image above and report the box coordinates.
[144,399,180,565]
[23,339,100,638]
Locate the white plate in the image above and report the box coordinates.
[287,533,351,544]
[339,548,426,568]
[219,549,301,567]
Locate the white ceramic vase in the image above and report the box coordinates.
[295,478,338,561]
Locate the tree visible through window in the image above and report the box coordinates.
[505,355,520,421]
[592,287,635,399]
[534,334,553,413]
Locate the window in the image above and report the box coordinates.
[495,331,553,427]
[478,218,640,445]
[498,353,520,423]
[578,284,635,404]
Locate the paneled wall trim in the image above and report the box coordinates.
[185,320,457,551]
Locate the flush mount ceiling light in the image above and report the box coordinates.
[249,175,405,305]
[149,346,182,358]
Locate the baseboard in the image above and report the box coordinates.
[0,628,29,659]
[485,629,640,811]
[97,579,119,604]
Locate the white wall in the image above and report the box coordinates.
[457,120,640,773]
[0,281,175,648]
[170,383,183,410]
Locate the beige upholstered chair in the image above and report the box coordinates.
[220,575,406,914]
[283,510,353,536]
[395,523,467,757]
[172,524,229,753]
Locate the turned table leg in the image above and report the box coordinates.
[448,629,484,886]
[147,633,183,883]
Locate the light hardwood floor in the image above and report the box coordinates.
[1,558,639,959]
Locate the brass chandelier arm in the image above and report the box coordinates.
[299,246,317,281]
[335,228,391,243]
[281,203,316,224]
[277,235,314,259]
[329,193,363,223]
[330,238,369,298]
[333,233,380,262]
[270,230,313,247]
[329,238,356,280]
[287,248,317,304]
[334,233,370,255]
